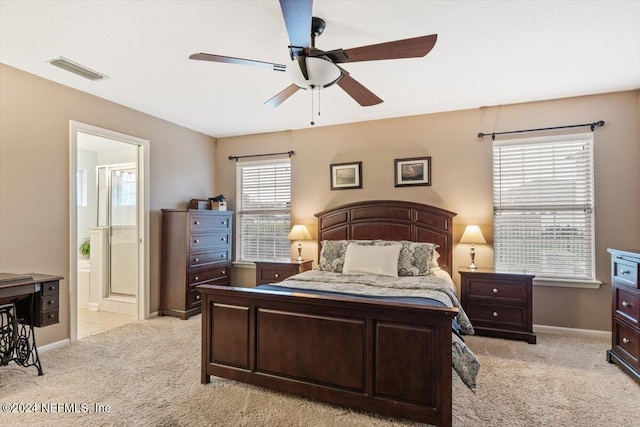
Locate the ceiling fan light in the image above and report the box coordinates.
[286,57,341,90]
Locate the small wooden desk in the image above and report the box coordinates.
[0,273,63,375]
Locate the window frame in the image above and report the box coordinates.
[235,158,292,264]
[492,132,600,288]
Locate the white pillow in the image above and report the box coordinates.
[342,243,402,277]
[431,250,441,271]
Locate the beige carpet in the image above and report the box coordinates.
[0,316,638,427]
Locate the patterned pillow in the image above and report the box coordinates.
[373,240,439,276]
[317,240,374,272]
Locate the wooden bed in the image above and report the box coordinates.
[198,200,458,426]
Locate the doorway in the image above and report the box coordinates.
[69,121,150,341]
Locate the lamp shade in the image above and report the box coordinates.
[459,225,487,244]
[287,224,311,241]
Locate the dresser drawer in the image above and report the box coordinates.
[465,303,526,330]
[189,232,230,252]
[613,257,639,288]
[258,266,297,283]
[613,318,640,370]
[614,285,640,326]
[36,310,59,327]
[190,249,231,267]
[41,281,59,297]
[465,277,526,303]
[190,214,231,232]
[189,265,230,285]
[187,287,202,308]
[39,294,59,311]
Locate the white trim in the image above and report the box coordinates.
[533,278,602,289]
[38,338,70,353]
[148,311,159,318]
[69,121,151,344]
[533,324,611,339]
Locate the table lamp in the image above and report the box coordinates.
[459,225,487,269]
[287,224,311,261]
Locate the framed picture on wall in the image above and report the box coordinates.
[394,157,431,187]
[330,161,362,190]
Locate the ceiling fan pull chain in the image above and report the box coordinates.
[310,85,315,125]
[318,88,321,118]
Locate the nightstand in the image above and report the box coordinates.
[255,260,313,284]
[459,267,536,344]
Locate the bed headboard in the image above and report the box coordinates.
[314,200,457,276]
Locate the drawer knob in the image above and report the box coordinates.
[195,221,200,225]
[221,254,225,258]
[221,270,226,275]
[492,312,498,317]
[48,314,54,319]
[194,258,199,262]
[222,221,227,225]
[194,239,200,243]
[221,237,226,241]
[275,273,279,278]
[196,294,201,300]
[48,300,54,305]
[622,301,630,308]
[492,288,498,294]
[49,286,56,291]
[622,337,631,344]
[194,276,199,281]
[619,269,630,275]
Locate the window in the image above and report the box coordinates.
[236,159,291,262]
[492,133,595,281]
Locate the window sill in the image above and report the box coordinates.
[533,278,602,289]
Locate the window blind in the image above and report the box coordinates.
[492,133,595,280]
[236,159,291,262]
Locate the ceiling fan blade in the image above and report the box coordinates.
[336,68,383,107]
[279,0,312,58]
[340,34,437,63]
[265,84,301,107]
[189,53,286,72]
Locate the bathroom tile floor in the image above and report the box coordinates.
[77,308,136,339]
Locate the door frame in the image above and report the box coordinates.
[69,121,150,342]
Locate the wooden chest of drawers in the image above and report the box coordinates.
[255,260,313,284]
[607,249,640,383]
[161,209,233,319]
[460,268,536,344]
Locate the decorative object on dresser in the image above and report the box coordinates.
[255,260,313,284]
[394,156,431,187]
[160,209,233,320]
[287,224,312,261]
[330,161,362,190]
[606,249,640,383]
[459,225,486,269]
[460,267,536,344]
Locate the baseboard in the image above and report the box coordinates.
[38,338,70,353]
[149,311,159,318]
[533,324,611,339]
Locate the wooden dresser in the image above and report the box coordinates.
[460,267,536,344]
[607,249,640,383]
[161,209,233,319]
[255,259,313,284]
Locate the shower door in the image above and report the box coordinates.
[97,164,138,298]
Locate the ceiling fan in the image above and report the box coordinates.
[189,0,437,108]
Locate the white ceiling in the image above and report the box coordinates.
[1,1,638,139]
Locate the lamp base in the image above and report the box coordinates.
[296,243,303,262]
[468,262,478,269]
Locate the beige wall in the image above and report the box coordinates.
[0,64,217,345]
[216,90,640,331]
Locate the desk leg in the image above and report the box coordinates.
[1,298,44,375]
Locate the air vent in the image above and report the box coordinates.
[47,57,108,81]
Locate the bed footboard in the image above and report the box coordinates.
[199,285,456,427]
